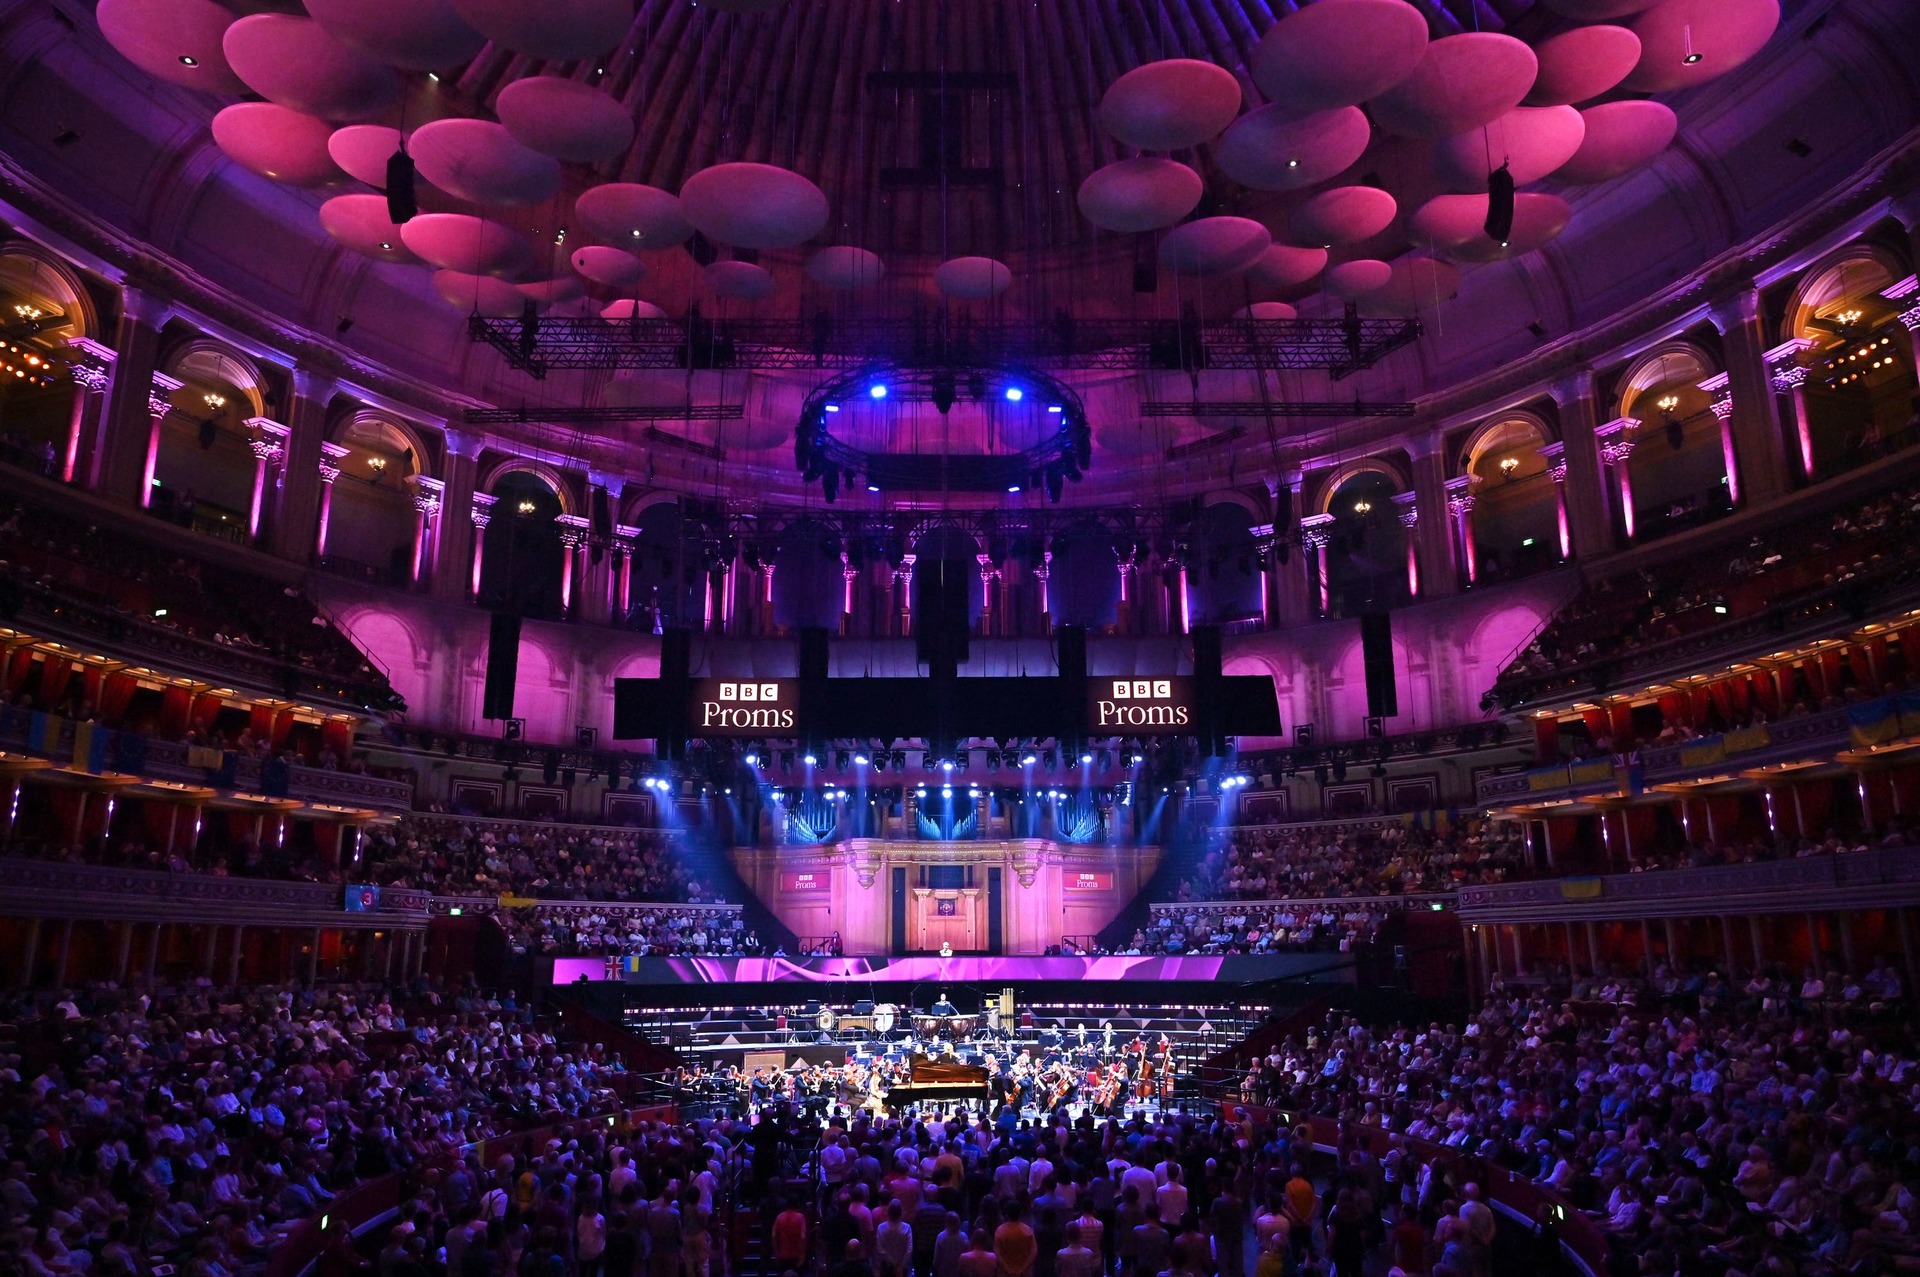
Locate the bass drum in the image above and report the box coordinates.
[815,1007,838,1032]
[985,1005,1002,1032]
[873,1004,897,1035]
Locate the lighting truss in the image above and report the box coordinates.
[467,310,1422,379]
[462,404,745,425]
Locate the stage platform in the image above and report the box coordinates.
[550,951,1359,991]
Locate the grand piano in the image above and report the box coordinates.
[884,1055,992,1111]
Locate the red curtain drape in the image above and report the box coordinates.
[98,673,138,725]
[1609,703,1635,746]
[4,646,35,697]
[249,705,274,741]
[140,798,178,846]
[1794,781,1833,839]
[1749,671,1779,716]
[271,709,296,750]
[322,720,353,758]
[160,686,193,736]
[38,659,74,711]
[1583,708,1609,740]
[1535,718,1560,757]
[190,694,223,738]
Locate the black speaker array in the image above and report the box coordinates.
[658,628,693,760]
[1360,611,1399,720]
[798,627,830,756]
[1057,624,1087,757]
[482,611,521,721]
[1192,624,1227,757]
[913,559,971,677]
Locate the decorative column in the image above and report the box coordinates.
[1443,475,1480,584]
[432,435,481,602]
[270,368,336,560]
[142,373,184,508]
[556,513,589,615]
[1887,275,1920,371]
[759,561,777,634]
[895,554,916,637]
[1032,550,1052,634]
[1709,289,1791,502]
[407,475,445,588]
[1176,559,1192,634]
[1550,371,1617,557]
[468,492,496,598]
[62,338,114,484]
[1114,557,1134,633]
[977,554,999,636]
[618,527,639,622]
[1697,372,1741,505]
[1299,513,1334,615]
[1538,443,1572,559]
[244,417,289,541]
[1765,337,1819,481]
[1595,417,1639,541]
[94,286,169,502]
[313,441,348,557]
[1392,491,1420,596]
[1408,446,1460,595]
[841,554,859,636]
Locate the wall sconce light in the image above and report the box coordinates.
[202,392,226,411]
[1498,457,1520,478]
[12,303,43,321]
[1655,394,1680,414]
[366,456,388,475]
[517,499,537,515]
[1352,499,1372,515]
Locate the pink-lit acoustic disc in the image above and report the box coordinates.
[304,0,486,70]
[1158,218,1272,277]
[1623,0,1780,93]
[1556,100,1677,183]
[409,118,562,206]
[570,246,646,288]
[98,0,247,94]
[1525,25,1642,106]
[1369,33,1538,139]
[601,299,668,322]
[1098,59,1243,151]
[806,247,886,290]
[495,76,636,163]
[433,270,540,316]
[1245,245,1329,294]
[935,257,1014,299]
[680,163,829,250]
[400,213,537,277]
[1077,159,1205,233]
[212,103,343,187]
[222,14,400,121]
[704,261,776,300]
[1290,187,1397,248]
[1324,259,1393,299]
[575,184,693,249]
[1436,106,1586,191]
[1250,0,1429,118]
[318,194,422,263]
[1215,106,1370,192]
[1233,302,1298,320]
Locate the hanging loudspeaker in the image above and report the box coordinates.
[1360,610,1399,720]
[482,612,521,721]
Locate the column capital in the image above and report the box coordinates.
[1708,288,1762,334]
[471,491,498,527]
[1391,490,1418,526]
[407,472,445,516]
[1596,417,1639,464]
[1402,432,1446,461]
[291,366,337,402]
[1299,512,1335,549]
[317,439,350,485]
[149,372,184,419]
[1886,275,1920,332]
[245,416,289,466]
[120,286,173,328]
[443,427,482,459]
[1763,336,1818,390]
[1548,368,1596,405]
[1537,440,1569,483]
[1443,473,1481,517]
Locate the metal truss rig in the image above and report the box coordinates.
[467,309,1422,380]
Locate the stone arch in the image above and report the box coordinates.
[1782,242,1908,342]
[1460,410,1556,478]
[1613,341,1720,422]
[1198,487,1263,520]
[328,408,433,479]
[0,242,99,341]
[1314,458,1411,514]
[162,339,269,419]
[480,457,577,515]
[617,487,681,527]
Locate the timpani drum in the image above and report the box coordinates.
[950,1015,977,1038]
[914,1015,941,1039]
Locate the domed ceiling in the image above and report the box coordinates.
[24,0,1909,502]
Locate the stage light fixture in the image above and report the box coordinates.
[1080,752,1093,764]
[1048,405,1063,413]
[744,752,760,766]
[1008,485,1022,494]
[803,752,818,766]
[1004,386,1023,402]
[868,383,888,399]
[941,760,955,772]
[854,752,869,766]
[824,403,840,412]
[1022,753,1038,766]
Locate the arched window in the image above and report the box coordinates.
[479,472,565,619]
[1786,253,1918,475]
[1186,503,1260,626]
[1463,416,1561,576]
[771,518,845,632]
[1322,471,1408,615]
[1614,345,1732,540]
[0,249,93,479]
[322,415,424,579]
[153,344,269,539]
